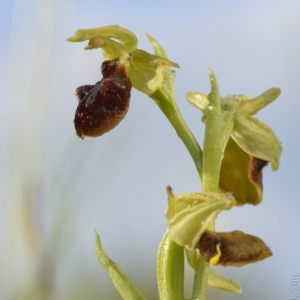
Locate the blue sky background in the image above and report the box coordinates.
[0,0,299,299]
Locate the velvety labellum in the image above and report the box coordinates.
[197,230,272,267]
[74,59,132,139]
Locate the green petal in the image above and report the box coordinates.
[187,92,209,113]
[168,193,235,249]
[219,137,267,205]
[94,231,146,300]
[208,270,242,293]
[128,44,179,95]
[237,88,281,115]
[197,230,272,267]
[132,49,179,68]
[67,25,138,51]
[128,59,166,94]
[84,37,131,62]
[185,248,199,270]
[220,95,242,154]
[232,113,282,170]
[157,231,185,300]
[147,35,179,102]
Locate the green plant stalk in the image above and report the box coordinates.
[150,88,203,299]
[191,70,223,300]
[202,70,222,194]
[149,89,203,181]
[157,231,184,300]
[191,255,210,300]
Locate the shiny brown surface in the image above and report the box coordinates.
[74,59,132,139]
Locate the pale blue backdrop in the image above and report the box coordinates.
[0,0,299,299]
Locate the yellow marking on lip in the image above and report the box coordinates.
[209,244,221,265]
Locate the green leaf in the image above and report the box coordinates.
[208,270,242,293]
[168,192,235,249]
[232,113,282,170]
[157,231,185,300]
[94,230,146,300]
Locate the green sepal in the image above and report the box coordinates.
[67,25,138,52]
[184,242,241,296]
[157,231,185,300]
[147,34,178,102]
[208,270,242,293]
[220,137,268,205]
[128,49,178,94]
[237,88,281,115]
[232,113,282,170]
[187,86,282,205]
[167,192,236,249]
[94,230,146,300]
[67,25,179,95]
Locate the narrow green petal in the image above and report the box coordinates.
[129,48,179,94]
[208,270,242,293]
[237,88,281,115]
[67,25,138,51]
[187,92,209,113]
[220,95,242,154]
[157,231,185,300]
[132,49,179,68]
[146,35,178,102]
[168,193,235,249]
[128,61,165,94]
[94,231,146,300]
[232,113,282,170]
[185,248,199,270]
[84,37,130,62]
[147,34,167,58]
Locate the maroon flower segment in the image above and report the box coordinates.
[197,230,272,267]
[74,59,132,139]
[249,156,268,188]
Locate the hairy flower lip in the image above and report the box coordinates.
[197,230,272,267]
[74,59,132,139]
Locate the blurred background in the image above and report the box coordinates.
[0,0,299,299]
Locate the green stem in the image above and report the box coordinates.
[191,256,210,300]
[149,89,203,181]
[157,231,184,300]
[191,70,223,300]
[202,70,222,193]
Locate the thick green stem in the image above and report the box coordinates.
[202,70,222,193]
[149,89,203,181]
[191,255,210,300]
[157,231,184,300]
[191,70,223,300]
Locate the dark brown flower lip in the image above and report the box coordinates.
[197,230,272,267]
[74,59,132,139]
